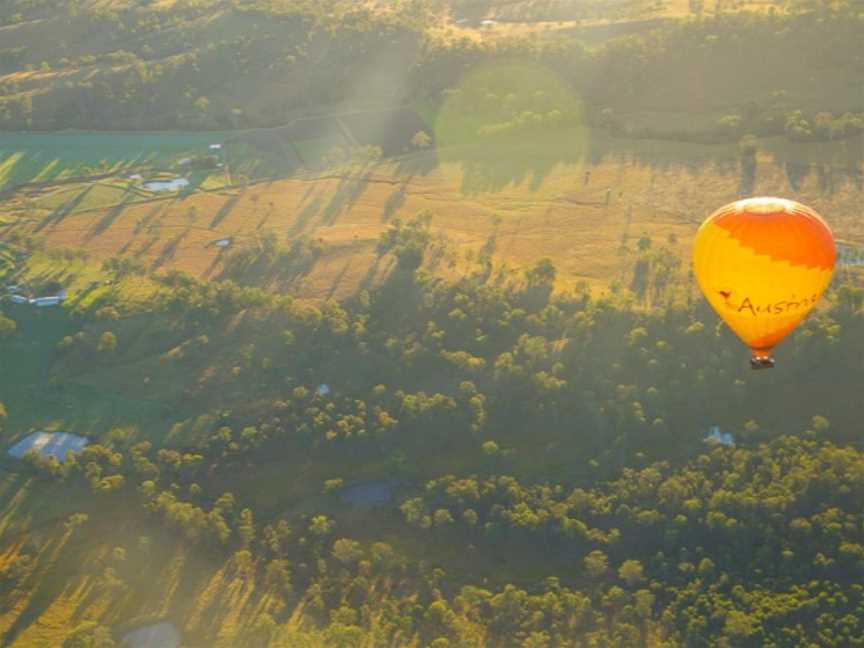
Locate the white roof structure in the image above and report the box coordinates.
[209,143,223,150]
[317,384,331,397]
[9,432,89,462]
[214,238,232,248]
[705,425,735,446]
[32,296,62,307]
[9,295,28,304]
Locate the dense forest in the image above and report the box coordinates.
[1,0,864,142]
[2,221,864,645]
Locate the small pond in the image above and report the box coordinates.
[340,481,393,508]
[143,178,189,192]
[121,622,180,648]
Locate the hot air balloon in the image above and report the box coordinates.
[692,197,835,369]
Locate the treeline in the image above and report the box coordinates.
[0,1,430,130]
[4,0,864,145]
[591,8,864,141]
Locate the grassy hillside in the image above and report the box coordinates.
[2,0,864,141]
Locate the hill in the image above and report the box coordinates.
[2,0,864,144]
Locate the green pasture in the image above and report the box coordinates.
[0,305,168,448]
[0,132,232,191]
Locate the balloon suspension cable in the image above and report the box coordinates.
[750,349,775,371]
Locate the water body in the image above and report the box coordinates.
[8,431,89,462]
[121,622,180,648]
[340,481,393,508]
[143,178,190,192]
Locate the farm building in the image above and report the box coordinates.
[6,285,66,307]
[32,296,62,307]
[704,425,734,446]
[9,432,89,462]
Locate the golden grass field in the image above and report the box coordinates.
[4,135,864,304]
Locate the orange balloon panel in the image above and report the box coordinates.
[692,197,835,365]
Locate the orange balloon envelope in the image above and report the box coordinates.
[692,197,835,369]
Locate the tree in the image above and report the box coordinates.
[265,559,292,594]
[811,415,830,433]
[482,441,499,456]
[584,550,608,578]
[0,314,16,338]
[97,331,117,354]
[309,515,334,537]
[411,130,432,149]
[332,538,363,565]
[65,513,89,535]
[323,479,344,494]
[238,508,255,547]
[525,258,556,288]
[618,559,645,587]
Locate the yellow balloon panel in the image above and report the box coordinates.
[693,220,834,353]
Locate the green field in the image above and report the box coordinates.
[0,132,233,191]
[0,306,170,449]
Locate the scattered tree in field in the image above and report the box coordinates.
[97,331,117,353]
[411,130,432,149]
[0,314,16,338]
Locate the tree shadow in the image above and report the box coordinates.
[738,155,757,197]
[784,161,811,191]
[133,235,161,259]
[1,532,73,646]
[288,196,323,237]
[203,247,228,279]
[34,186,94,232]
[817,164,835,194]
[358,256,390,293]
[321,171,373,226]
[382,186,408,222]
[209,193,242,229]
[150,229,190,271]
[433,126,727,196]
[844,162,862,190]
[87,189,136,239]
[392,150,439,179]
[326,259,354,300]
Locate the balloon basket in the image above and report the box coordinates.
[750,356,775,370]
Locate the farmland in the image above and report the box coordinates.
[2,126,864,304]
